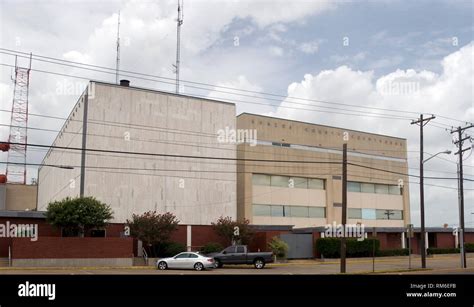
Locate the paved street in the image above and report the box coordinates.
[1,254,473,275]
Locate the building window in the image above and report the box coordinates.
[252,174,270,186]
[375,184,389,194]
[348,181,401,195]
[271,205,284,217]
[309,207,325,218]
[253,204,271,216]
[254,204,326,218]
[271,175,290,187]
[253,174,325,190]
[362,208,376,220]
[389,185,401,195]
[308,178,324,190]
[288,206,309,218]
[348,208,362,219]
[348,182,361,192]
[291,177,308,188]
[361,183,375,193]
[376,209,403,220]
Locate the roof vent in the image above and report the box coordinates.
[120,79,130,87]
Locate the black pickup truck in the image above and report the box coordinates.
[208,245,273,269]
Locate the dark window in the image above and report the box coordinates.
[175,253,190,259]
[236,246,245,253]
[189,254,199,258]
[90,230,106,237]
[223,246,236,254]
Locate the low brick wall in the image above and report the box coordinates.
[12,237,134,259]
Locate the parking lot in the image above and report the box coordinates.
[1,254,473,275]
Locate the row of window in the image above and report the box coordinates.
[253,204,326,218]
[348,208,403,220]
[252,174,325,190]
[348,181,401,195]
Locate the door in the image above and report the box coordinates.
[221,246,237,263]
[280,234,313,259]
[234,246,247,264]
[187,253,200,269]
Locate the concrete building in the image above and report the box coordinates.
[37,81,237,224]
[0,184,37,211]
[236,113,410,228]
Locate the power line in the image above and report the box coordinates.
[1,49,468,129]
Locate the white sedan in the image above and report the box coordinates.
[156,252,215,271]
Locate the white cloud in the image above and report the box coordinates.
[299,41,319,54]
[206,75,265,115]
[269,46,284,57]
[273,42,474,227]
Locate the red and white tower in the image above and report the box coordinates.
[6,55,31,184]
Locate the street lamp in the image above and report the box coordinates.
[423,150,452,164]
[419,149,451,269]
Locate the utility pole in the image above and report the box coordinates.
[411,114,435,269]
[451,124,473,268]
[340,143,347,273]
[174,0,184,94]
[116,11,121,84]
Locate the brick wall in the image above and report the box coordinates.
[0,217,59,257]
[434,233,455,249]
[12,237,133,259]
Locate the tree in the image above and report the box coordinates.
[45,197,113,237]
[211,216,254,246]
[268,236,289,260]
[126,211,180,257]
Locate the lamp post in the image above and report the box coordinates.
[420,150,451,268]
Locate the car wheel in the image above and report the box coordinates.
[215,259,223,268]
[254,259,265,269]
[157,261,168,270]
[194,262,204,271]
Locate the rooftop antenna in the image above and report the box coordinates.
[115,10,121,84]
[173,0,184,94]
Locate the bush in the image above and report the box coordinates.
[427,248,459,255]
[200,242,224,254]
[316,238,380,258]
[152,242,186,257]
[376,248,409,257]
[268,237,289,259]
[465,243,474,252]
[45,196,113,237]
[164,242,186,257]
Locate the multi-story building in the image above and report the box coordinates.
[236,113,410,228]
[37,81,237,224]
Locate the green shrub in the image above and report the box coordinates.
[164,242,186,256]
[316,238,340,258]
[153,242,186,257]
[315,238,380,258]
[376,248,409,257]
[268,237,289,259]
[347,238,379,257]
[465,243,474,252]
[200,242,224,254]
[427,248,459,255]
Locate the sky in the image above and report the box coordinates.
[0,0,472,227]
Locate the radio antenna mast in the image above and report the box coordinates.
[115,10,121,84]
[174,0,184,93]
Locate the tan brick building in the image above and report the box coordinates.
[236,113,410,228]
